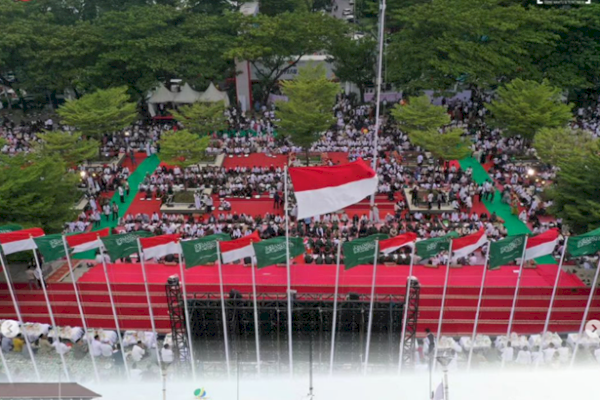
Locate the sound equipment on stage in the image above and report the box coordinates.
[347,293,360,301]
[167,275,179,286]
[230,289,242,299]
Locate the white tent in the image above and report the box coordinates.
[148,84,176,104]
[174,83,202,104]
[199,83,230,107]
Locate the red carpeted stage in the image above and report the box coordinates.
[2,262,598,337]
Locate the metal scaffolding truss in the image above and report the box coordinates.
[165,278,190,364]
[401,278,421,368]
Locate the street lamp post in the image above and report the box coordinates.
[370,0,386,207]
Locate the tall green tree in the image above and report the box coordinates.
[171,101,228,135]
[390,95,450,134]
[0,154,79,233]
[328,35,376,101]
[227,12,345,103]
[549,145,600,234]
[486,79,573,143]
[386,0,566,91]
[409,128,471,161]
[277,63,339,164]
[533,127,594,166]
[57,87,137,139]
[34,131,99,166]
[159,129,210,169]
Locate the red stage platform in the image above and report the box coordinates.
[2,263,598,337]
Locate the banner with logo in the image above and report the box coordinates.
[0,224,23,234]
[567,228,600,258]
[253,237,305,269]
[100,231,154,261]
[181,234,230,269]
[33,234,66,262]
[342,234,389,270]
[415,232,459,260]
[489,234,526,270]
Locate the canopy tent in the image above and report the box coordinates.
[147,84,176,104]
[174,83,202,104]
[199,82,230,107]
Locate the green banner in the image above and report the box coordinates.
[342,234,389,270]
[489,234,526,270]
[33,234,66,263]
[181,234,230,268]
[101,231,154,261]
[253,237,305,269]
[415,232,459,260]
[0,224,23,234]
[567,228,600,258]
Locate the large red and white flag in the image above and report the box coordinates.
[0,228,45,255]
[524,228,559,261]
[380,232,418,254]
[451,229,488,260]
[66,228,110,254]
[219,231,261,264]
[289,158,378,220]
[139,234,181,260]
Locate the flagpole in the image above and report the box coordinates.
[283,165,293,378]
[98,243,130,380]
[502,235,529,369]
[363,240,379,376]
[329,241,342,376]
[398,245,416,374]
[432,240,453,375]
[31,247,70,380]
[467,245,491,371]
[215,244,231,378]
[570,256,600,368]
[0,251,40,381]
[135,239,163,375]
[543,237,568,336]
[0,337,11,382]
[250,256,261,375]
[177,247,197,381]
[61,236,99,382]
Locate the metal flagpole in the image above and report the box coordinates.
[134,239,163,375]
[249,256,261,375]
[31,248,70,380]
[283,165,293,377]
[398,245,416,374]
[329,241,342,376]
[369,0,386,207]
[0,252,40,381]
[215,245,231,378]
[61,237,99,382]
[467,245,491,371]
[177,249,197,381]
[98,244,129,380]
[502,236,529,369]
[363,240,380,375]
[432,241,453,375]
[543,237,569,335]
[570,257,600,368]
[0,337,11,382]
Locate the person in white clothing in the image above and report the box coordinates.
[131,341,145,362]
[160,344,174,366]
[91,336,103,357]
[53,339,70,355]
[101,342,113,357]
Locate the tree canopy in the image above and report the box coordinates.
[34,131,99,166]
[390,95,450,134]
[486,79,573,142]
[328,35,377,101]
[533,127,594,166]
[409,128,471,161]
[159,129,210,168]
[171,101,228,136]
[277,63,339,161]
[57,87,138,139]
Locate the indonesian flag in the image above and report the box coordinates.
[289,158,378,220]
[66,228,110,254]
[139,234,181,260]
[0,228,45,255]
[524,228,559,261]
[380,232,418,254]
[219,231,261,264]
[451,229,488,261]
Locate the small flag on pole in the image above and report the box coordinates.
[0,228,45,255]
[451,228,488,261]
[65,228,110,253]
[34,234,67,262]
[342,234,388,270]
[253,237,304,269]
[379,232,417,254]
[524,228,559,261]
[567,227,600,257]
[101,231,154,261]
[489,234,527,270]
[139,234,181,260]
[180,234,230,268]
[415,232,459,260]
[219,231,261,264]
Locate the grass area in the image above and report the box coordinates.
[173,191,195,203]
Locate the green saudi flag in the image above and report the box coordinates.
[416,231,459,260]
[489,234,527,270]
[343,234,389,270]
[0,224,23,234]
[567,228,600,258]
[253,237,305,269]
[101,231,154,261]
[33,234,67,262]
[181,234,230,268]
